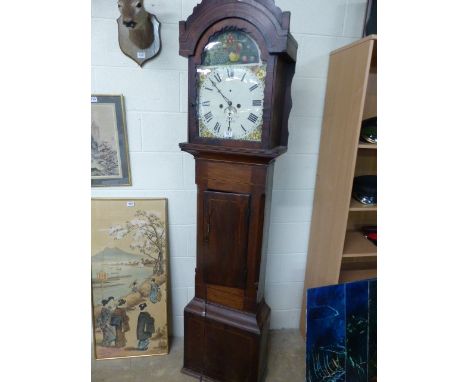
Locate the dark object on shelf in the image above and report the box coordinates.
[363,0,377,37]
[353,175,377,205]
[306,279,377,382]
[362,226,377,245]
[360,117,377,144]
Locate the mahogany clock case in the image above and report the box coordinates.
[182,140,276,382]
[179,1,297,381]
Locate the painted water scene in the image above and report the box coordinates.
[92,199,169,359]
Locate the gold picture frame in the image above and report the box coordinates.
[91,198,169,360]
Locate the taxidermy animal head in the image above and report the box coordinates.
[117,0,154,49]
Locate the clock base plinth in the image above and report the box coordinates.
[183,298,271,382]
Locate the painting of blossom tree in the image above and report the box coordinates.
[92,199,169,360]
[91,95,131,187]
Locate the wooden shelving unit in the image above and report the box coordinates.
[349,199,377,212]
[343,231,377,257]
[358,142,377,149]
[299,36,377,336]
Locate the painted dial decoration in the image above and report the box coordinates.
[197,64,266,141]
[196,30,266,141]
[201,30,261,66]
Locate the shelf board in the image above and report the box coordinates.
[349,199,377,212]
[343,231,377,258]
[339,269,377,283]
[341,256,377,270]
[358,142,377,149]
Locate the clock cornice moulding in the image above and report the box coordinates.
[186,0,285,26]
[179,0,297,59]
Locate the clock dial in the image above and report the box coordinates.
[197,65,266,141]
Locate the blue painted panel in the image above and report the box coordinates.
[368,280,377,381]
[306,284,346,382]
[345,281,369,381]
[306,279,377,382]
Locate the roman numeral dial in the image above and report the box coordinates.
[204,112,213,123]
[197,65,266,141]
[248,113,258,123]
[249,84,259,92]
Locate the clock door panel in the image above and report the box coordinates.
[203,191,250,289]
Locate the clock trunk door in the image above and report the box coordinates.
[203,191,250,289]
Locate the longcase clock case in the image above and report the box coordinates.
[179,1,297,381]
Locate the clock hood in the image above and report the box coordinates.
[179,0,297,61]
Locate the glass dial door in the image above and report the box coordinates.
[197,30,266,142]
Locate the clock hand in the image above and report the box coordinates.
[209,79,232,106]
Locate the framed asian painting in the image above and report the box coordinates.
[91,198,169,360]
[91,95,131,187]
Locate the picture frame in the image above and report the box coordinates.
[91,95,131,187]
[91,198,169,360]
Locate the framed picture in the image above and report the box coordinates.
[92,198,169,360]
[91,95,131,187]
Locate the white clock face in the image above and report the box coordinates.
[197,64,266,141]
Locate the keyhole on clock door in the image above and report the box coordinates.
[205,209,212,242]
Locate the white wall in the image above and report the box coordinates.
[91,0,368,336]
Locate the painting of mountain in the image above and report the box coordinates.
[91,95,131,187]
[91,119,120,178]
[92,247,137,263]
[92,198,169,360]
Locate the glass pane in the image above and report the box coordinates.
[202,30,261,66]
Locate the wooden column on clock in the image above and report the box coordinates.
[179,1,297,381]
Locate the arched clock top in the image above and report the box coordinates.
[179,0,297,60]
[186,0,285,27]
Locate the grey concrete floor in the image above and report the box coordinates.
[92,329,305,382]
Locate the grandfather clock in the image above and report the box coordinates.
[179,1,297,381]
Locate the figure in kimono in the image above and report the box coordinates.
[130,281,138,293]
[97,297,116,347]
[110,298,130,348]
[136,303,155,351]
[149,278,159,304]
